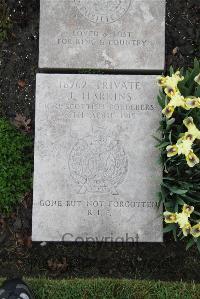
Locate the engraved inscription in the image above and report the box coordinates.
[69,130,128,194]
[33,74,163,242]
[74,0,131,24]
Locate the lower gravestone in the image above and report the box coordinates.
[32,74,163,242]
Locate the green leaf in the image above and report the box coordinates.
[170,188,188,195]
[196,238,200,254]
[172,226,177,241]
[163,177,175,181]
[194,85,200,97]
[156,142,170,149]
[193,211,200,216]
[157,96,165,109]
[163,224,176,233]
[166,118,175,127]
[157,192,163,207]
[176,198,186,206]
[182,195,200,204]
[164,202,173,210]
[186,238,195,251]
[194,57,199,70]
[157,90,166,109]
[169,66,174,76]
[162,183,188,195]
[174,202,179,213]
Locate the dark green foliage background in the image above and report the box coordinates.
[157,59,200,251]
[0,118,33,213]
[0,0,12,42]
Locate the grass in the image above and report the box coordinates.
[0,278,200,299]
[0,118,33,213]
[0,0,12,42]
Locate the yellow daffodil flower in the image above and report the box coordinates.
[184,132,195,142]
[162,96,200,118]
[182,204,194,216]
[158,71,184,98]
[183,117,200,139]
[176,137,193,156]
[162,105,175,118]
[166,137,193,160]
[164,72,184,98]
[163,72,183,87]
[191,223,200,238]
[186,151,200,168]
[166,117,200,167]
[171,71,184,84]
[164,211,177,224]
[166,145,178,157]
[185,97,200,110]
[159,72,200,120]
[164,85,178,98]
[157,75,167,87]
[164,205,195,237]
[162,93,186,118]
[194,73,200,85]
[169,93,185,108]
[176,212,190,229]
[182,222,191,236]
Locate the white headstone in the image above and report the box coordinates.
[39,0,166,70]
[32,73,163,242]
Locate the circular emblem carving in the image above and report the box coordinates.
[74,0,131,24]
[69,133,128,194]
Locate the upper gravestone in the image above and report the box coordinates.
[32,74,162,242]
[39,0,166,70]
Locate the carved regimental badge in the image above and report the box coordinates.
[69,132,128,194]
[74,0,131,24]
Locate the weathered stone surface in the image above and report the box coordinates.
[39,0,166,70]
[32,74,163,242]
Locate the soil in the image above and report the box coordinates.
[0,0,200,281]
